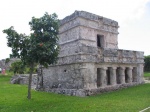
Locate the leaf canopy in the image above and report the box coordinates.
[3,12,59,67]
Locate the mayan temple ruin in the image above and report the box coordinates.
[37,11,144,96]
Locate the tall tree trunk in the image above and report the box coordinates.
[27,63,34,99]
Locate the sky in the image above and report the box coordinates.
[0,0,150,60]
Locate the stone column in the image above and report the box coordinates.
[127,67,133,83]
[136,64,144,83]
[140,64,144,83]
[100,67,107,87]
[119,67,125,84]
[132,67,137,82]
[110,67,117,85]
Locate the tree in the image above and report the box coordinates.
[10,61,26,74]
[5,58,10,64]
[144,55,150,72]
[3,12,59,99]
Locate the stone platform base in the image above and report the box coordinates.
[39,82,144,97]
[10,74,37,89]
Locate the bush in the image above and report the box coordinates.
[144,55,150,72]
[10,61,37,75]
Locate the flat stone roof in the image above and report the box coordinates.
[60,10,119,27]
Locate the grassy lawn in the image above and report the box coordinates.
[0,75,150,112]
[144,72,150,77]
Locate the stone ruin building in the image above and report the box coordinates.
[37,11,144,96]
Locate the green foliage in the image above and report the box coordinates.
[144,72,150,77]
[3,12,59,67]
[29,12,59,66]
[10,61,25,74]
[5,70,14,76]
[3,27,30,63]
[5,58,10,64]
[0,75,150,112]
[144,55,150,72]
[9,61,37,75]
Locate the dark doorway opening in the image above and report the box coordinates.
[116,67,120,84]
[125,68,128,83]
[106,67,111,85]
[97,68,101,87]
[97,35,104,48]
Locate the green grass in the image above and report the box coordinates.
[144,72,150,77]
[0,74,150,112]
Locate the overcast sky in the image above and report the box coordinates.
[0,0,150,60]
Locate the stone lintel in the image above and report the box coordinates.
[128,67,133,70]
[101,67,108,70]
[120,67,125,70]
[111,67,117,70]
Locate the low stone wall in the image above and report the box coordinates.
[42,82,144,97]
[10,74,37,89]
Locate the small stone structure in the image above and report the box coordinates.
[37,11,144,96]
[11,74,37,89]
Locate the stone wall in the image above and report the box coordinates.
[57,45,144,65]
[42,63,84,90]
[102,48,144,63]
